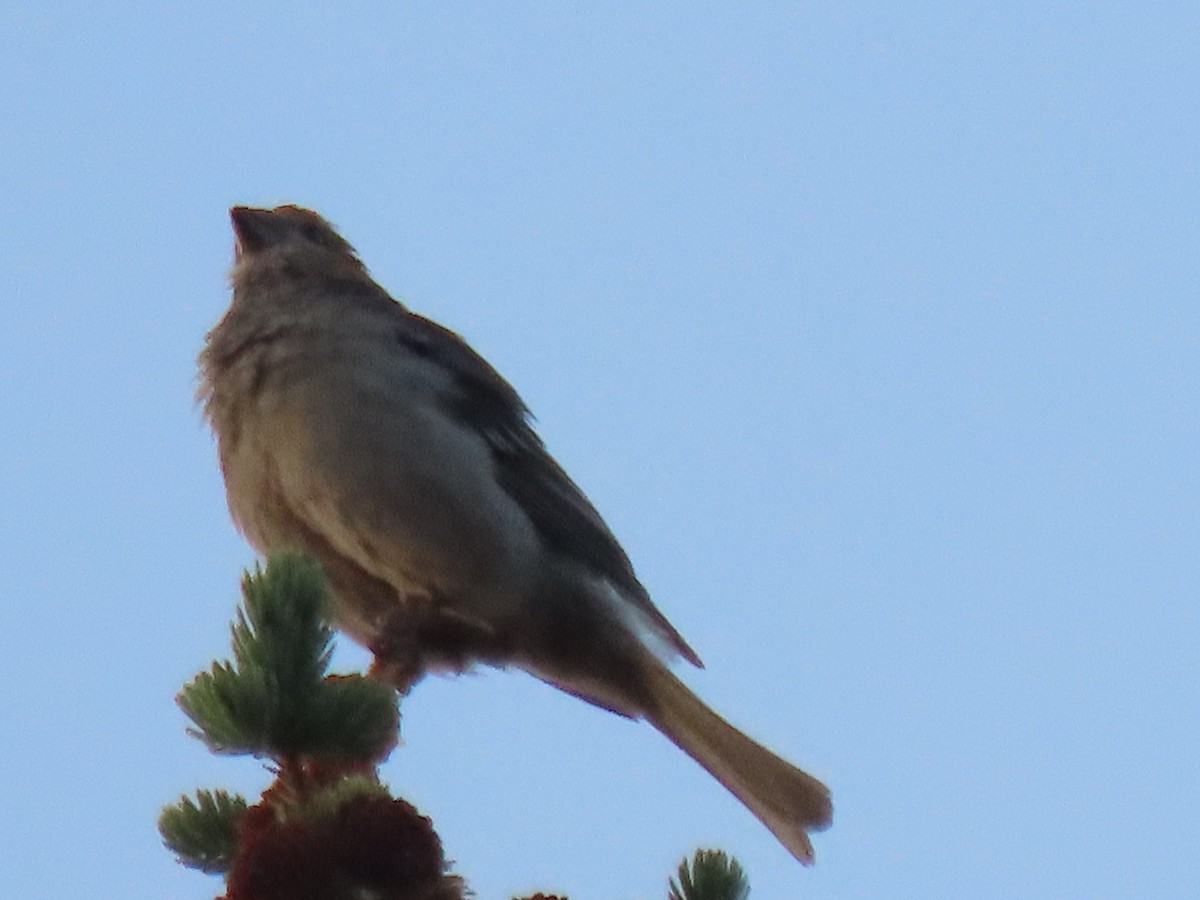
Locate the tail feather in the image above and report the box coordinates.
[643,662,832,864]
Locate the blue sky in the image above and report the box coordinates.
[2,4,1197,898]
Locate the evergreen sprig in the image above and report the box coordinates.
[175,552,397,760]
[668,849,750,900]
[159,789,248,874]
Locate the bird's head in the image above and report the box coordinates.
[229,205,364,271]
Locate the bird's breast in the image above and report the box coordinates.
[210,323,544,619]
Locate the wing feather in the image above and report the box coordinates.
[393,311,702,667]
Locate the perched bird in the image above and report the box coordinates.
[199,205,832,862]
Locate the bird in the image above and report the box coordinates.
[199,204,832,862]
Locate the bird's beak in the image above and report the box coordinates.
[229,206,276,256]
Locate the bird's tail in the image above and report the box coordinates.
[642,661,832,864]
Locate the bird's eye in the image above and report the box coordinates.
[300,223,324,243]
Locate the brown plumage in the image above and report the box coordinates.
[199,204,832,862]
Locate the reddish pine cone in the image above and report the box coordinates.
[225,795,461,900]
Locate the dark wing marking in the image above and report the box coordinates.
[394,310,702,667]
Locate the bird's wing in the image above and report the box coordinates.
[392,310,702,667]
